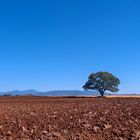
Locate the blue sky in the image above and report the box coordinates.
[0,0,140,93]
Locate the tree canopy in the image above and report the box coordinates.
[83,72,120,96]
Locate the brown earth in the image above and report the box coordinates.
[0,96,140,140]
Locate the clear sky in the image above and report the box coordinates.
[0,0,140,93]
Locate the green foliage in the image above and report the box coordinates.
[83,72,120,96]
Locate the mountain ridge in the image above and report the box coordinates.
[1,89,139,96]
[0,90,95,96]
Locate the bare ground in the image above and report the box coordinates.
[0,96,140,140]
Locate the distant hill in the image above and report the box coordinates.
[37,90,96,96]
[1,90,140,96]
[0,89,39,96]
[0,90,97,96]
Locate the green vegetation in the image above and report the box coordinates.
[83,72,120,96]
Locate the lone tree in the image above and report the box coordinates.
[83,72,120,96]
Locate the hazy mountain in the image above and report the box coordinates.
[0,90,96,96]
[0,89,39,96]
[1,90,139,96]
[38,90,96,96]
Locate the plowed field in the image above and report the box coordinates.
[0,96,140,140]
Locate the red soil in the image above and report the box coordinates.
[0,96,140,140]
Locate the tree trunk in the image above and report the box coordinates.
[99,90,105,97]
